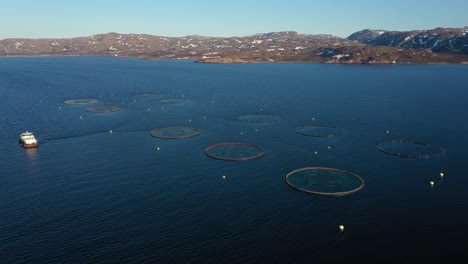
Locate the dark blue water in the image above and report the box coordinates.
[1,57,467,262]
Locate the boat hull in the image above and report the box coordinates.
[21,143,39,148]
[19,140,38,148]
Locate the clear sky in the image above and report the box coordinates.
[1,0,467,39]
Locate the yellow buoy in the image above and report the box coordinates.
[430,181,435,187]
[109,130,112,134]
[440,172,444,178]
[222,175,226,180]
[157,147,160,151]
[339,225,345,232]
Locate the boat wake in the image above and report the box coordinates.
[40,129,117,143]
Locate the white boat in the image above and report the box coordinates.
[19,131,38,148]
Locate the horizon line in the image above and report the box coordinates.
[1,26,468,41]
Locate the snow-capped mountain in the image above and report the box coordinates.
[347,27,468,54]
[1,27,467,64]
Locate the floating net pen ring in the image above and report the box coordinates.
[64,98,98,105]
[205,142,265,161]
[237,114,279,123]
[133,93,160,98]
[296,125,345,137]
[158,99,192,105]
[377,140,446,159]
[285,167,364,196]
[150,126,201,139]
[85,105,124,113]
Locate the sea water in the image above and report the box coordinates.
[1,57,467,262]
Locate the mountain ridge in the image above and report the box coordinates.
[346,27,468,53]
[1,27,468,64]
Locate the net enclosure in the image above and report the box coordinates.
[150,126,201,139]
[286,167,364,196]
[64,98,98,105]
[133,92,160,99]
[237,114,279,123]
[85,105,123,113]
[158,98,192,105]
[205,142,265,161]
[296,125,345,137]
[377,140,446,159]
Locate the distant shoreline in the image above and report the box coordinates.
[1,54,467,65]
[2,28,468,64]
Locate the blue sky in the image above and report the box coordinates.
[1,0,467,39]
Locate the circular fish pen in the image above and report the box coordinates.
[286,167,364,196]
[85,105,124,113]
[205,142,265,161]
[296,125,345,137]
[150,126,201,139]
[64,98,98,105]
[237,114,279,123]
[377,140,446,159]
[158,98,192,105]
[133,92,160,99]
